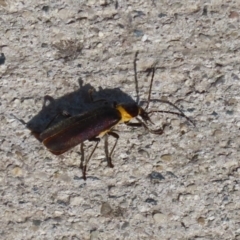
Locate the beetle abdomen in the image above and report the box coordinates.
[41,106,121,155]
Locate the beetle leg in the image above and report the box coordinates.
[82,137,100,180]
[104,134,110,166]
[104,132,119,168]
[126,118,167,135]
[125,122,143,127]
[126,120,166,135]
[135,118,167,135]
[79,143,84,170]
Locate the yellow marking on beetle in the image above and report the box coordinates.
[116,105,134,122]
[98,129,110,137]
[99,105,142,137]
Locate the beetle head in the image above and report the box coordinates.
[139,107,153,124]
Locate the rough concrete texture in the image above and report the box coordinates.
[1,0,240,239]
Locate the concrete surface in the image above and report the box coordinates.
[1,0,240,239]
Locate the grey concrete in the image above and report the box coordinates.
[1,1,240,239]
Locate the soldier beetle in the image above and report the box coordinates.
[13,52,194,180]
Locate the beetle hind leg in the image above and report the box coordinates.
[80,137,100,180]
[104,132,119,168]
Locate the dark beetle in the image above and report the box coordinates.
[13,53,194,180]
[36,103,151,155]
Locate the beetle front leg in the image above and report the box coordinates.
[125,122,143,128]
[126,121,166,135]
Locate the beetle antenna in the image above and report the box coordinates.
[145,67,155,110]
[134,51,140,104]
[148,101,195,126]
[140,67,194,126]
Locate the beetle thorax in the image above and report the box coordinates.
[116,103,140,123]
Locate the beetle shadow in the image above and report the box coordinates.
[26,78,136,136]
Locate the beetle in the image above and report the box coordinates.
[13,52,194,180]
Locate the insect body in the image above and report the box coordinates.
[32,101,164,179]
[37,103,146,155]
[38,105,122,155]
[13,53,194,180]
